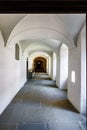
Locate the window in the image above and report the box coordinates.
[15,44,20,60]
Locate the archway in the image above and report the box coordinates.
[33,57,46,73]
[29,51,51,75]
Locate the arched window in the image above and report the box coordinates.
[15,43,20,60]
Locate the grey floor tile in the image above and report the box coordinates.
[48,122,83,130]
[17,123,48,130]
[0,73,85,130]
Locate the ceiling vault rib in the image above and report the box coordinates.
[7,27,74,47]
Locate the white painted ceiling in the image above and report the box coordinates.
[0,14,26,43]
[20,39,60,54]
[0,14,85,52]
[56,14,86,42]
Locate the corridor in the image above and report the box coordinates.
[0,73,85,130]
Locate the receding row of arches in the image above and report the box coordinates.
[15,43,70,88]
[0,14,86,116]
[14,26,86,114]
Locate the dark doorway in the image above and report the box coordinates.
[33,57,46,72]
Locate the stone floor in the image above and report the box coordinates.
[0,73,86,130]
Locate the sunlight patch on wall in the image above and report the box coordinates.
[71,71,75,83]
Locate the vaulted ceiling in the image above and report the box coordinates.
[0,14,85,52]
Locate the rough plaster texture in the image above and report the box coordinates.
[0,31,26,115]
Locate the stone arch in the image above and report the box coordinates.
[7,28,75,49]
[33,57,47,72]
[22,41,53,56]
[29,51,51,75]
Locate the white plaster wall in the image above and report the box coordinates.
[48,56,51,76]
[46,58,49,74]
[19,55,26,86]
[56,44,68,89]
[60,44,68,89]
[50,53,53,79]
[52,52,57,81]
[68,35,81,113]
[68,25,86,114]
[80,26,86,114]
[56,47,60,87]
[0,31,26,115]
